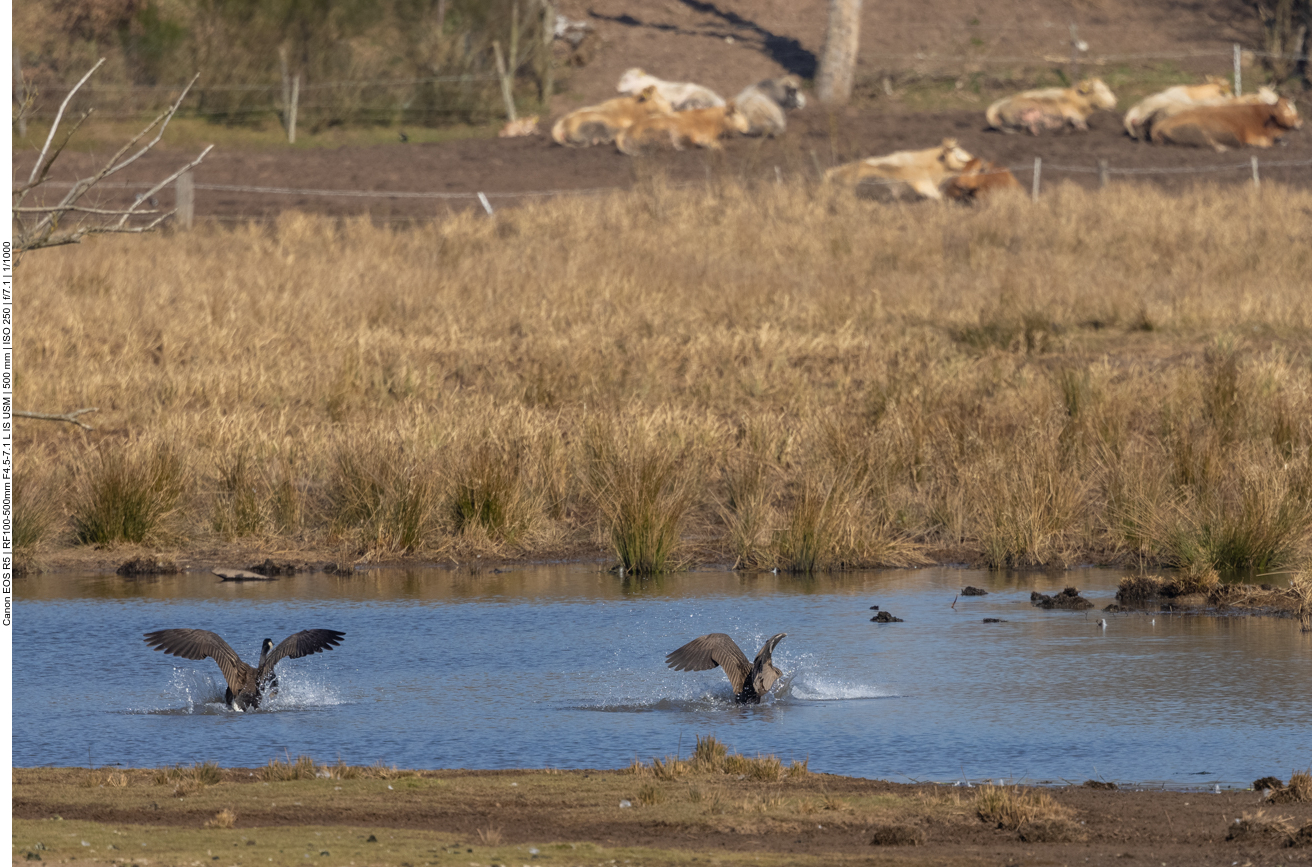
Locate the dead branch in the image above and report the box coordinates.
[16,408,99,430]
[12,62,212,263]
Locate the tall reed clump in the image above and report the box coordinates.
[448,420,554,548]
[586,418,705,573]
[773,475,858,572]
[70,440,188,545]
[326,436,439,555]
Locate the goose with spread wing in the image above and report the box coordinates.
[665,632,787,703]
[143,628,345,711]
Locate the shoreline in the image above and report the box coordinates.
[13,763,1312,866]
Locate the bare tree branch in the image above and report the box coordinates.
[26,58,105,187]
[15,408,99,430]
[13,64,212,261]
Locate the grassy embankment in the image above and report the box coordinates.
[15,181,1312,576]
[14,747,1312,865]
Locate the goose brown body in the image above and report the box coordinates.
[143,628,345,711]
[665,632,787,703]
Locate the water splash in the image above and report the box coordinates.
[137,667,345,714]
[784,671,897,701]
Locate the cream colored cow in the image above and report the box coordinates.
[986,78,1117,134]
[824,139,976,201]
[551,86,674,147]
[616,68,725,111]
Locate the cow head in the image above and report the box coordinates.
[1077,78,1118,110]
[1205,75,1234,96]
[938,138,975,171]
[1273,98,1303,129]
[723,102,752,134]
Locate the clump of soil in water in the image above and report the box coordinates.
[961,586,988,596]
[871,611,904,622]
[1254,776,1284,791]
[117,557,178,576]
[1030,587,1093,610]
[982,618,1007,623]
[869,824,926,846]
[1083,780,1118,790]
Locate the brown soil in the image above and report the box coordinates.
[32,101,1311,225]
[14,767,1312,866]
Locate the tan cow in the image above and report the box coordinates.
[616,103,751,154]
[1150,98,1302,151]
[1136,85,1279,140]
[986,78,1118,134]
[551,86,674,147]
[617,68,726,111]
[824,139,975,201]
[942,158,1022,203]
[1122,76,1232,138]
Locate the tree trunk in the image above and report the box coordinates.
[816,0,862,104]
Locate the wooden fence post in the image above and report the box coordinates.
[540,0,555,104]
[492,40,517,122]
[288,73,299,144]
[175,169,195,229]
[1098,159,1109,189]
[1234,43,1242,96]
[1031,157,1042,202]
[1251,155,1260,190]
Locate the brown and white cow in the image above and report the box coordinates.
[986,78,1117,134]
[1122,76,1233,138]
[824,139,975,201]
[616,103,751,154]
[551,86,674,147]
[942,158,1022,203]
[1136,86,1279,141]
[1150,98,1302,151]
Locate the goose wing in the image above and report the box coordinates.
[143,628,250,695]
[665,633,752,695]
[258,629,345,678]
[751,633,788,694]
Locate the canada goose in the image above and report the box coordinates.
[143,628,345,711]
[665,632,786,704]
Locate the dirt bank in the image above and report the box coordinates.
[26,101,1311,225]
[13,765,1312,866]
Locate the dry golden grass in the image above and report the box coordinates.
[16,181,1312,572]
[1268,769,1312,804]
[975,784,1082,841]
[204,808,237,829]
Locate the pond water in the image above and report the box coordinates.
[14,565,1312,789]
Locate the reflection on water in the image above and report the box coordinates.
[14,565,1312,788]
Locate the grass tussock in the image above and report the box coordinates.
[628,735,799,781]
[260,755,321,782]
[1268,770,1312,804]
[153,762,222,793]
[204,808,237,829]
[80,769,128,788]
[1227,809,1298,843]
[975,785,1083,841]
[71,441,188,546]
[16,184,1312,571]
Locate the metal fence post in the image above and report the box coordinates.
[1234,43,1242,96]
[1031,157,1042,202]
[1251,155,1260,191]
[288,73,299,144]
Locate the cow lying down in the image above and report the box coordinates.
[1122,76,1232,139]
[942,158,1022,203]
[616,103,751,154]
[734,76,806,137]
[617,68,725,111]
[1150,98,1302,151]
[824,139,976,201]
[986,78,1117,134]
[1134,86,1279,141]
[551,86,673,147]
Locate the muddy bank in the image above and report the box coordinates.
[12,765,1312,867]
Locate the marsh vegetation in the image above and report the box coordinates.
[16,181,1312,574]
